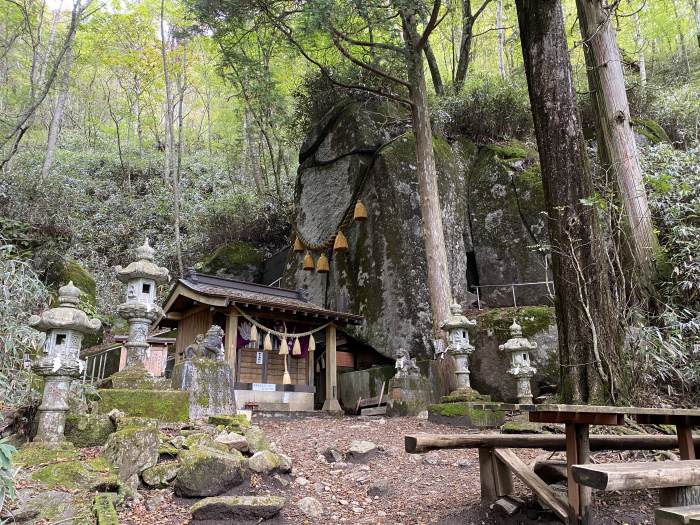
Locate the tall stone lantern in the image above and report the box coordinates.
[29,282,101,444]
[440,302,477,394]
[116,239,169,367]
[499,320,537,405]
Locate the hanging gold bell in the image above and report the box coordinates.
[292,337,301,356]
[333,231,349,252]
[303,252,315,271]
[293,237,304,253]
[354,200,368,221]
[316,253,330,273]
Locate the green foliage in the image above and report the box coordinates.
[0,437,17,516]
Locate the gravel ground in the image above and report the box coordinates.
[119,415,660,525]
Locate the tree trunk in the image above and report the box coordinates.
[424,42,445,95]
[634,14,647,96]
[454,0,474,93]
[41,43,74,178]
[496,0,506,79]
[672,0,691,73]
[693,0,700,48]
[400,9,453,337]
[515,0,618,403]
[576,0,657,291]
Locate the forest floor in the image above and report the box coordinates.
[117,415,659,525]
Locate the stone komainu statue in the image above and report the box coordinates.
[394,347,420,378]
[184,325,225,361]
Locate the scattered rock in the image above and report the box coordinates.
[102,424,160,491]
[422,451,441,465]
[214,431,249,452]
[145,493,165,512]
[248,450,283,475]
[297,496,324,518]
[244,426,269,454]
[277,453,293,474]
[65,413,115,448]
[175,448,246,497]
[208,414,251,433]
[322,447,344,463]
[190,495,285,521]
[141,462,179,488]
[534,459,567,484]
[347,440,377,463]
[416,410,429,419]
[184,432,228,453]
[367,478,390,497]
[93,493,119,525]
[294,476,309,486]
[170,435,187,449]
[491,497,520,516]
[456,459,472,468]
[272,474,290,486]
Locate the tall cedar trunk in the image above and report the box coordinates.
[424,42,445,95]
[42,43,74,178]
[634,14,647,95]
[576,0,657,290]
[401,9,453,336]
[496,0,506,79]
[454,0,474,92]
[515,0,617,403]
[671,0,691,73]
[694,0,700,48]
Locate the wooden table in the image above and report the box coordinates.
[529,404,700,525]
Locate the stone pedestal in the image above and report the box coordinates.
[386,375,432,417]
[35,374,73,443]
[171,358,237,419]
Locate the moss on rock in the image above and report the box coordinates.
[97,388,189,422]
[208,414,251,433]
[474,306,555,339]
[13,442,78,467]
[65,413,115,448]
[428,402,505,428]
[633,119,671,144]
[196,242,263,276]
[485,139,530,160]
[175,448,246,497]
[31,457,115,490]
[93,494,119,525]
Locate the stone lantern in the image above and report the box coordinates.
[116,239,169,366]
[29,281,101,443]
[499,320,537,405]
[440,302,477,394]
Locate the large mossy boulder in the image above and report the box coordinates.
[171,358,237,419]
[196,241,263,282]
[65,413,115,448]
[96,388,189,422]
[175,448,247,497]
[284,101,473,359]
[102,424,160,491]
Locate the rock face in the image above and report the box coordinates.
[171,357,237,419]
[190,495,285,521]
[175,448,246,497]
[102,424,160,491]
[284,101,550,359]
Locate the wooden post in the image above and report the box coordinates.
[677,424,696,460]
[565,424,580,525]
[225,314,239,381]
[576,425,591,525]
[477,447,513,502]
[322,324,341,412]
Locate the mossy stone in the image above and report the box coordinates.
[13,442,78,467]
[208,414,251,433]
[244,427,269,454]
[31,457,115,490]
[47,259,97,308]
[65,413,115,448]
[428,402,505,428]
[102,425,160,491]
[501,421,550,434]
[184,432,229,453]
[196,241,263,277]
[141,461,179,488]
[93,494,119,525]
[175,448,246,497]
[473,306,555,339]
[109,363,170,390]
[96,388,189,422]
[633,119,671,144]
[485,139,530,160]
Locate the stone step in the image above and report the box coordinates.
[361,406,387,416]
[656,505,700,525]
[254,402,291,412]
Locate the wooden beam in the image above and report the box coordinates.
[530,411,623,425]
[572,460,700,491]
[678,425,696,460]
[321,324,341,412]
[494,448,568,521]
[403,433,699,454]
[566,425,580,524]
[225,314,239,380]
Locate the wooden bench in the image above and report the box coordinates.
[572,461,700,525]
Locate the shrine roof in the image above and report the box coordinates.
[161,271,363,326]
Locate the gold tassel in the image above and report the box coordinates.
[308,334,316,352]
[293,237,304,253]
[303,252,315,271]
[279,336,289,355]
[333,231,348,252]
[316,253,330,273]
[354,200,368,221]
[292,337,301,356]
[249,324,258,346]
[263,333,272,352]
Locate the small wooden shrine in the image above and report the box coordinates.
[158,270,363,411]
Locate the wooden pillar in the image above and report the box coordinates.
[225,314,239,381]
[565,424,580,525]
[677,424,696,460]
[322,324,341,412]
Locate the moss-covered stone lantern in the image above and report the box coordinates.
[440,302,477,394]
[116,239,169,366]
[29,281,101,444]
[499,320,537,405]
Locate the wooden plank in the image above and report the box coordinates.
[534,404,700,418]
[656,505,700,525]
[635,414,700,426]
[679,425,697,460]
[572,460,700,491]
[576,425,591,525]
[566,425,580,524]
[494,448,568,521]
[478,448,498,502]
[403,433,697,454]
[530,411,623,426]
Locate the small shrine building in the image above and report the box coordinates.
[158,271,365,411]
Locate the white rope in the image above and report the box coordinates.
[233,306,331,338]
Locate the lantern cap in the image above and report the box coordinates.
[440,302,476,332]
[499,320,537,352]
[116,238,170,284]
[29,282,102,334]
